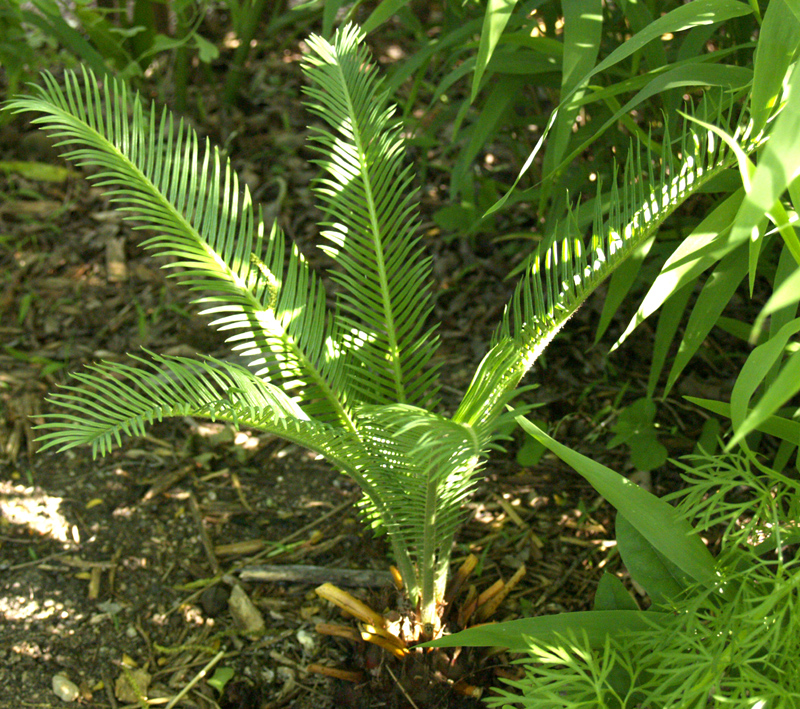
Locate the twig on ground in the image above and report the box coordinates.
[188,491,221,576]
[385,664,421,709]
[164,649,226,709]
[239,564,392,588]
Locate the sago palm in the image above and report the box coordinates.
[5,23,765,636]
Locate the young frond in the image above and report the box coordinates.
[5,70,353,427]
[457,103,766,429]
[35,352,367,468]
[354,404,492,608]
[301,24,441,409]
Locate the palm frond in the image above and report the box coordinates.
[301,24,441,409]
[355,404,495,616]
[35,352,368,472]
[456,103,766,428]
[5,70,353,427]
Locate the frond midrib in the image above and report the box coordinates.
[327,59,407,403]
[14,75,357,433]
[456,118,768,429]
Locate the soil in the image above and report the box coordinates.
[0,19,742,709]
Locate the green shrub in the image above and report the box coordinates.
[3,11,781,642]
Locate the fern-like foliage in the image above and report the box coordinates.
[303,26,440,409]
[485,451,800,708]
[3,23,771,631]
[456,104,765,430]
[357,403,495,622]
[10,68,352,426]
[4,25,456,627]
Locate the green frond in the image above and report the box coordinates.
[456,103,767,429]
[301,24,441,409]
[5,69,353,428]
[35,352,366,470]
[203,222,353,423]
[355,404,494,612]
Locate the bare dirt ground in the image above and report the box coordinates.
[0,27,737,709]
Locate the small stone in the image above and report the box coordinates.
[296,628,315,654]
[200,584,230,617]
[52,674,80,703]
[228,585,265,637]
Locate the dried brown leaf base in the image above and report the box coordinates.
[309,556,527,708]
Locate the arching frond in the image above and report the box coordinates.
[301,25,441,409]
[5,70,353,427]
[35,352,366,470]
[456,103,766,428]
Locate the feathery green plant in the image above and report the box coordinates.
[3,23,768,633]
[430,442,800,707]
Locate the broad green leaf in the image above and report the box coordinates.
[322,0,350,37]
[385,21,483,96]
[607,397,667,472]
[583,0,750,86]
[595,236,654,345]
[193,34,219,63]
[616,514,690,606]
[484,107,559,215]
[754,263,800,339]
[615,190,745,350]
[471,0,520,103]
[548,64,753,188]
[730,317,800,441]
[22,6,109,78]
[516,419,548,467]
[682,109,800,294]
[750,0,800,132]
[207,666,235,694]
[541,0,602,202]
[517,417,717,587]
[716,316,760,343]
[452,76,523,198]
[73,5,132,68]
[786,0,800,23]
[647,282,694,398]
[617,0,665,72]
[730,62,800,280]
[694,417,721,456]
[594,572,639,611]
[362,0,412,34]
[665,243,749,396]
[422,609,671,651]
[482,46,560,75]
[687,397,800,445]
[731,346,800,448]
[565,45,746,113]
[488,0,753,210]
[761,245,800,388]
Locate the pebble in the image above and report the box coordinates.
[296,628,316,654]
[200,584,230,617]
[228,585,265,636]
[52,674,80,703]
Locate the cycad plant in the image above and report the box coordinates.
[4,23,767,636]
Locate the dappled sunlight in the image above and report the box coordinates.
[0,481,76,543]
[1,595,69,624]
